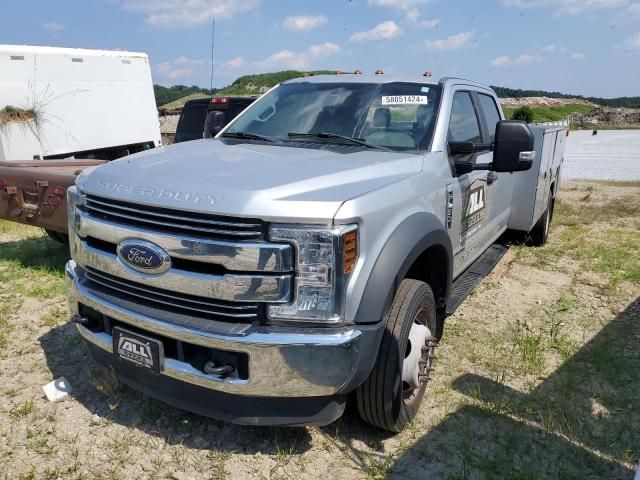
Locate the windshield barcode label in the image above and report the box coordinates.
[382,95,428,105]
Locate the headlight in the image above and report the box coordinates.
[74,165,98,193]
[268,224,358,324]
[67,186,86,235]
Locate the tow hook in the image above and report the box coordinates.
[203,361,234,376]
[71,314,89,325]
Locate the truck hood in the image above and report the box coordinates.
[80,139,423,222]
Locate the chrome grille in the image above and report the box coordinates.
[83,267,259,322]
[84,195,266,240]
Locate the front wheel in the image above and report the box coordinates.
[356,279,437,432]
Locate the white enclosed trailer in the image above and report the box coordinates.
[0,45,161,161]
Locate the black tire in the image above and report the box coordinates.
[527,195,553,247]
[356,279,437,432]
[45,230,69,245]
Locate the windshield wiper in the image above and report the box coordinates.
[221,131,279,143]
[287,132,391,151]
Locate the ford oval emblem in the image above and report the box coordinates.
[117,239,171,275]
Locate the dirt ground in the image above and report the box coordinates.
[0,181,638,479]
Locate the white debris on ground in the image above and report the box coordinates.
[563,130,640,181]
[159,114,179,135]
[42,377,72,402]
[500,97,593,107]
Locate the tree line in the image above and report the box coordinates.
[152,75,640,109]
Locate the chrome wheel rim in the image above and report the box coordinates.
[402,308,435,407]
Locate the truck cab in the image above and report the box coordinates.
[173,96,255,144]
[65,75,562,432]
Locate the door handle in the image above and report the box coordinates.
[487,172,498,185]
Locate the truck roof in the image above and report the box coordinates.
[0,44,148,60]
[282,74,495,94]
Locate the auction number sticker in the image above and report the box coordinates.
[382,95,428,105]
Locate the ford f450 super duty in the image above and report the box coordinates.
[65,75,565,432]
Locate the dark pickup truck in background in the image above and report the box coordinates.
[174,96,256,144]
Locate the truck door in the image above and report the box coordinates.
[446,91,494,277]
[475,93,516,241]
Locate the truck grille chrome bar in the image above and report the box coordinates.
[84,194,266,240]
[83,267,260,321]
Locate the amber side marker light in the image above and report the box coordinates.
[343,230,358,274]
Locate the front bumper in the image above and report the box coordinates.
[66,261,381,402]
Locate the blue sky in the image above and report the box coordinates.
[2,0,639,97]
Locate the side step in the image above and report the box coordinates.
[445,243,508,316]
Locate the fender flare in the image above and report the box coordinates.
[355,212,453,325]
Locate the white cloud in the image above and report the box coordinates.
[224,42,342,71]
[621,32,640,50]
[542,44,556,53]
[501,0,628,15]
[42,22,65,33]
[627,2,640,13]
[425,31,474,50]
[350,21,401,41]
[155,57,206,80]
[490,53,541,66]
[571,52,587,59]
[308,42,341,57]
[404,8,439,27]
[368,0,429,8]
[120,0,261,27]
[406,8,421,22]
[256,50,309,70]
[282,15,327,32]
[514,53,541,64]
[222,56,247,70]
[490,55,511,66]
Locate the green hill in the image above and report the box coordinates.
[217,70,335,96]
[157,70,336,109]
[492,86,640,109]
[503,103,595,123]
[160,92,210,110]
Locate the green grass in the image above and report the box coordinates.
[514,195,640,288]
[10,401,34,418]
[160,92,210,109]
[503,103,594,123]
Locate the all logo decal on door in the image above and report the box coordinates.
[461,179,487,240]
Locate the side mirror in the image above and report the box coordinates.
[448,141,474,155]
[448,141,493,175]
[203,110,226,139]
[493,120,535,172]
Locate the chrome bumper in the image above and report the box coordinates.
[66,260,364,397]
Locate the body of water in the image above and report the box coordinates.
[563,129,640,181]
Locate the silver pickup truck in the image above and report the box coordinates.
[65,75,565,432]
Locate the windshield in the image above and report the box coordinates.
[224,81,442,152]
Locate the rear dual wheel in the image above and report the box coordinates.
[528,194,554,246]
[356,279,437,432]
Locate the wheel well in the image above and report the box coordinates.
[404,245,449,310]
